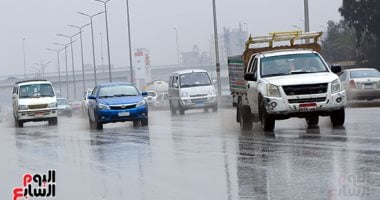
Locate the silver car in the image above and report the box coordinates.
[339,68,380,101]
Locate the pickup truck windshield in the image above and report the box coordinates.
[179,72,211,88]
[261,53,328,78]
[19,84,55,98]
[98,85,139,98]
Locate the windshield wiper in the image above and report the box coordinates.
[113,94,136,97]
[98,95,113,98]
[262,73,288,78]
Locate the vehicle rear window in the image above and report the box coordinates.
[350,70,380,78]
[261,53,328,77]
[19,84,54,98]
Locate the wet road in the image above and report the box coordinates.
[0,107,379,200]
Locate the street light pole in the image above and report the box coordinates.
[212,0,222,101]
[99,32,105,72]
[78,11,104,86]
[57,33,79,99]
[125,0,134,83]
[94,0,113,83]
[304,0,310,33]
[34,61,51,79]
[53,42,72,99]
[47,48,64,95]
[22,38,27,79]
[173,28,180,66]
[68,23,90,92]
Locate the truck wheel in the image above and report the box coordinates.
[48,117,58,126]
[178,101,185,115]
[16,120,23,128]
[306,116,319,127]
[212,105,218,112]
[169,100,176,115]
[330,108,345,126]
[239,105,253,131]
[260,101,275,131]
[203,107,209,112]
[96,121,103,130]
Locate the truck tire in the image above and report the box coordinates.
[178,101,185,115]
[239,105,253,131]
[169,100,176,115]
[306,116,319,127]
[259,100,275,132]
[212,105,218,112]
[16,120,23,128]
[330,108,345,126]
[48,117,58,126]
[141,118,149,126]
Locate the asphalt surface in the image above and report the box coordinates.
[0,106,380,200]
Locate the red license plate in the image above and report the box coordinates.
[35,112,44,117]
[299,103,317,108]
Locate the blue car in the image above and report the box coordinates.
[87,82,148,130]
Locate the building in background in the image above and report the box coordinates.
[181,45,212,68]
[134,48,151,89]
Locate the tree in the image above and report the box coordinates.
[321,20,357,63]
[339,0,380,67]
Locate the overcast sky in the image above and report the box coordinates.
[0,0,343,77]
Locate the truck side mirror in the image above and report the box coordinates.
[244,73,256,81]
[141,91,148,96]
[331,65,342,74]
[173,82,178,88]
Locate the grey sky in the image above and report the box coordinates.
[0,0,343,77]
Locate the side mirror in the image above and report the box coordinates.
[244,73,256,81]
[141,91,148,96]
[331,64,342,74]
[212,79,217,84]
[88,95,96,100]
[173,82,178,88]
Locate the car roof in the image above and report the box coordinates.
[259,49,316,58]
[15,79,52,86]
[57,98,68,100]
[170,69,208,75]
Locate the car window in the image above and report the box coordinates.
[339,72,347,81]
[19,84,54,98]
[260,53,328,77]
[98,85,139,98]
[179,72,211,88]
[350,70,380,78]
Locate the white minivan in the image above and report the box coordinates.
[12,80,58,127]
[168,69,217,115]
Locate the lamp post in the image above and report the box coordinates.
[78,11,104,86]
[99,32,105,72]
[57,33,79,99]
[34,61,51,79]
[53,42,72,99]
[94,0,113,82]
[22,38,27,79]
[212,0,222,100]
[173,28,180,66]
[46,48,64,95]
[125,0,133,83]
[304,0,310,33]
[68,23,90,92]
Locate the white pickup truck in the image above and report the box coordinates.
[228,31,346,131]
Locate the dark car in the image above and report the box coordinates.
[87,82,148,130]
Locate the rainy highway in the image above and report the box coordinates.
[0,106,379,200]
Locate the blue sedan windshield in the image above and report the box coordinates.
[98,85,139,98]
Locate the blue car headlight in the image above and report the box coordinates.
[98,103,110,110]
[136,100,147,107]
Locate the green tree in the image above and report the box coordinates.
[339,0,380,66]
[321,20,357,63]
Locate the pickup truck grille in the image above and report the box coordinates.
[288,97,326,104]
[28,104,48,109]
[282,83,328,95]
[109,104,136,110]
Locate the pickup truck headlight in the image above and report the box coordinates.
[136,100,147,107]
[180,91,189,98]
[18,105,28,110]
[331,79,343,94]
[266,84,281,97]
[98,103,110,110]
[48,102,57,108]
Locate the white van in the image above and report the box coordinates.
[168,69,217,114]
[12,80,58,127]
